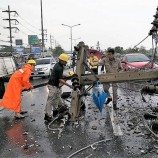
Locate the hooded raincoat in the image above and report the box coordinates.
[0,64,33,112]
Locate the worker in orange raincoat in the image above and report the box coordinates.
[0,60,36,119]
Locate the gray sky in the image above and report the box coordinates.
[0,0,157,51]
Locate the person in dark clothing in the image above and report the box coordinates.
[101,52,106,72]
[44,53,72,122]
[0,77,5,99]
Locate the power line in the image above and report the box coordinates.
[18,15,39,30]
[0,33,9,37]
[0,15,6,19]
[2,5,19,53]
[0,45,10,48]
[133,35,150,48]
[18,22,39,34]
[0,24,6,28]
[0,39,10,43]
[0,7,5,11]
[13,29,28,38]
[18,29,28,36]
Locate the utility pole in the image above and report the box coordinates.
[71,37,81,46]
[39,29,47,55]
[40,0,44,57]
[43,29,47,43]
[50,34,54,50]
[54,39,56,48]
[96,41,100,51]
[2,5,19,54]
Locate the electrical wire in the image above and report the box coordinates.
[67,139,112,158]
[0,32,9,37]
[0,24,6,28]
[116,81,158,138]
[18,29,28,36]
[18,22,39,34]
[0,15,6,19]
[0,39,10,43]
[1,11,40,43]
[133,35,150,48]
[18,15,40,30]
[0,7,5,11]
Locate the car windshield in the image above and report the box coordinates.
[28,54,40,59]
[127,54,150,62]
[36,59,50,65]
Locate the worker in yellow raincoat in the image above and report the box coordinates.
[0,60,36,119]
[89,52,99,74]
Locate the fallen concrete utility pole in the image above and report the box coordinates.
[70,41,158,122]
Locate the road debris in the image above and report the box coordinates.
[67,138,112,158]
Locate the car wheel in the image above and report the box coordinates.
[30,77,33,80]
[0,78,5,98]
[47,73,50,78]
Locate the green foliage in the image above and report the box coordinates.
[124,47,139,54]
[114,46,124,54]
[106,45,153,58]
[52,46,65,57]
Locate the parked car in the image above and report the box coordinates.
[31,57,56,79]
[66,57,72,68]
[121,53,158,71]
[66,60,72,68]
[0,52,17,78]
[0,52,17,98]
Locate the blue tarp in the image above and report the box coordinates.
[92,81,107,112]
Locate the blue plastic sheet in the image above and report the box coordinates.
[92,81,107,112]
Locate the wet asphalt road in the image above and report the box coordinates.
[1,75,158,157]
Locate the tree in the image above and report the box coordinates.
[114,46,124,54]
[138,46,148,55]
[124,47,139,53]
[52,46,65,57]
[107,47,113,51]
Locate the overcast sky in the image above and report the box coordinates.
[0,0,157,51]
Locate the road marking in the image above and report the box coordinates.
[107,103,123,136]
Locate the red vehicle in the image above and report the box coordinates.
[121,53,158,71]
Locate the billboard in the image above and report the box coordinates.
[24,48,31,53]
[15,47,24,54]
[15,39,23,45]
[31,47,41,54]
[28,35,39,45]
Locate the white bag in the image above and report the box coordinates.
[92,81,104,97]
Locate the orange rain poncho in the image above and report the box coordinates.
[0,64,33,112]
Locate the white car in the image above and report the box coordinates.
[66,60,72,68]
[31,57,56,79]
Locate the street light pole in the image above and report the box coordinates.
[40,0,44,57]
[71,37,81,46]
[61,24,81,54]
[70,27,72,56]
